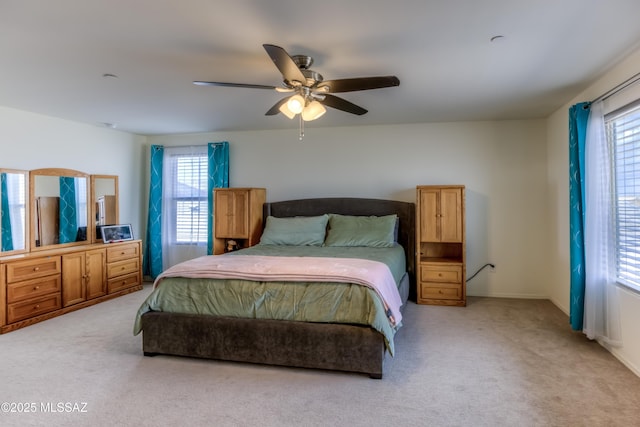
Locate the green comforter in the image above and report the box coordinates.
[134,244,406,354]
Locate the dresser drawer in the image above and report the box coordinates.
[107,272,140,293]
[420,264,463,283]
[107,258,140,279]
[107,243,139,263]
[7,293,61,323]
[420,283,463,300]
[7,275,62,304]
[6,257,61,284]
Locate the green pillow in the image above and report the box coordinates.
[324,214,398,247]
[259,215,329,246]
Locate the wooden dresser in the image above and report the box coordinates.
[416,185,466,306]
[0,240,142,333]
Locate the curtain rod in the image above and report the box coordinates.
[591,70,640,104]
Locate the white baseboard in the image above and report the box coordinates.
[602,342,640,378]
[467,291,549,300]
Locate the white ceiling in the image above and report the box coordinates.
[2,0,640,136]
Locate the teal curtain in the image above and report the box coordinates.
[569,102,591,331]
[143,145,164,279]
[207,141,230,255]
[59,176,78,244]
[1,173,13,251]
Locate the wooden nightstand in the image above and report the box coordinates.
[416,185,466,306]
[213,188,266,255]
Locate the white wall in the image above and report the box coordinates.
[148,118,549,299]
[0,106,147,238]
[546,46,640,376]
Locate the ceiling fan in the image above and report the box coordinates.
[194,44,400,131]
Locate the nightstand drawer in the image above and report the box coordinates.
[420,264,463,283]
[107,258,140,279]
[420,283,463,300]
[7,275,61,304]
[6,257,61,283]
[8,293,61,323]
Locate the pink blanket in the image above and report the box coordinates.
[154,255,403,326]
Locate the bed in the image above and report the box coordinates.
[135,197,415,378]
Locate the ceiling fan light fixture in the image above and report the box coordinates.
[278,102,296,119]
[286,94,305,114]
[301,100,326,121]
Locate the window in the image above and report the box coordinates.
[606,101,640,288]
[164,148,208,245]
[5,173,26,249]
[75,176,88,228]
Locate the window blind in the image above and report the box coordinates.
[6,173,26,249]
[173,154,208,244]
[607,105,640,286]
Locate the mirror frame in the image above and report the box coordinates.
[29,168,91,251]
[0,168,30,256]
[90,175,119,243]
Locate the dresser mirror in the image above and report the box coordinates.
[0,169,29,255]
[91,175,119,242]
[30,168,90,250]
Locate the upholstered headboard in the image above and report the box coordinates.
[263,197,416,298]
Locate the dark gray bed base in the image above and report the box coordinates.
[143,312,387,378]
[142,197,416,378]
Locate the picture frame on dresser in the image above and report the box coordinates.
[101,224,133,243]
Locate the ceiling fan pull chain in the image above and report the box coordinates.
[299,114,304,141]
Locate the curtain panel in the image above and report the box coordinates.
[207,141,229,255]
[58,176,78,244]
[161,145,208,268]
[1,173,13,250]
[143,145,164,279]
[569,102,590,331]
[582,101,622,345]
[569,101,622,345]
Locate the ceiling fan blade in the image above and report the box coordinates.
[316,76,400,93]
[265,97,290,116]
[263,44,307,85]
[319,94,368,115]
[193,81,277,90]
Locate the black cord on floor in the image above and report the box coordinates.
[466,263,495,282]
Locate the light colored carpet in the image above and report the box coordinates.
[1,284,639,427]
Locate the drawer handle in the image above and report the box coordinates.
[33,267,40,272]
[121,251,126,255]
[33,286,40,290]
[34,304,40,309]
[438,290,443,294]
[438,273,443,277]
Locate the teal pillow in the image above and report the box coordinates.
[324,214,398,247]
[259,215,329,246]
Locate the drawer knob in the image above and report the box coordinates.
[438,273,443,277]
[121,251,126,255]
[438,290,443,294]
[33,267,40,271]
[33,286,40,290]
[34,304,40,309]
